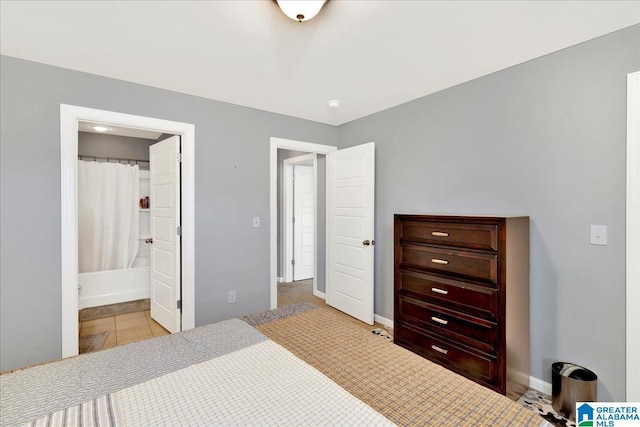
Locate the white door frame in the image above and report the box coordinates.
[626,71,639,401]
[270,137,336,309]
[60,104,195,358]
[283,153,317,283]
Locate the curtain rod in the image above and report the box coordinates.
[78,155,149,164]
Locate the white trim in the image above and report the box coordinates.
[60,104,196,359]
[529,376,552,395]
[277,277,285,283]
[283,153,316,284]
[60,107,78,358]
[270,138,337,309]
[313,290,326,299]
[283,160,294,283]
[627,71,640,401]
[310,154,318,296]
[374,314,394,329]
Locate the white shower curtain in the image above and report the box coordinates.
[78,160,140,273]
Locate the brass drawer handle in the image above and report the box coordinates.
[431,231,449,237]
[431,258,449,265]
[431,287,449,295]
[431,345,448,355]
[431,316,449,325]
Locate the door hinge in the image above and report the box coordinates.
[177,300,182,310]
[176,152,182,162]
[291,259,295,265]
[177,226,182,236]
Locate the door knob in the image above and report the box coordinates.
[145,238,153,244]
[363,240,371,246]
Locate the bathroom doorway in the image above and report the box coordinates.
[60,105,195,359]
[76,124,179,353]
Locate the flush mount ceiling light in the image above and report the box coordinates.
[91,126,109,132]
[328,99,340,108]
[276,0,327,22]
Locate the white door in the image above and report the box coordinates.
[326,142,375,325]
[150,135,181,333]
[293,164,315,281]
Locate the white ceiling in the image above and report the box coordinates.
[1,1,638,126]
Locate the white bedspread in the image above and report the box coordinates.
[27,340,395,427]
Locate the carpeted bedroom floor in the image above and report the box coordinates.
[255,303,542,426]
[277,279,571,427]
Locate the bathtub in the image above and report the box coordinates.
[78,257,150,309]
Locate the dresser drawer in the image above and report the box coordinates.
[396,323,499,385]
[398,295,497,352]
[400,220,499,251]
[401,244,498,286]
[398,270,498,319]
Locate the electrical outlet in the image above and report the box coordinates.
[228,290,237,303]
[253,216,260,228]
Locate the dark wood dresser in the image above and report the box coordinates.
[394,215,530,398]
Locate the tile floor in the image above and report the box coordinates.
[79,310,170,351]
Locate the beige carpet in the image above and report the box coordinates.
[256,306,543,427]
[277,279,328,308]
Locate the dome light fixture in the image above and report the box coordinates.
[328,99,340,108]
[276,0,327,22]
[92,126,109,132]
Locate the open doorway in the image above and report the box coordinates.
[278,151,319,307]
[60,105,195,359]
[270,138,336,310]
[270,137,377,325]
[76,124,180,353]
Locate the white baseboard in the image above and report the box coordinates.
[277,277,285,283]
[374,314,394,328]
[529,376,552,395]
[313,290,326,299]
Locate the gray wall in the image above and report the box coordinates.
[0,55,337,372]
[78,131,156,163]
[337,25,640,401]
[276,149,326,293]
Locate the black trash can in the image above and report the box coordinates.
[551,362,597,421]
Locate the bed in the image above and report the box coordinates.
[1,303,546,426]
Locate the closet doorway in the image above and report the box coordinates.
[60,105,195,359]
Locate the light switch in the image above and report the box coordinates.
[590,225,607,245]
[253,216,260,228]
